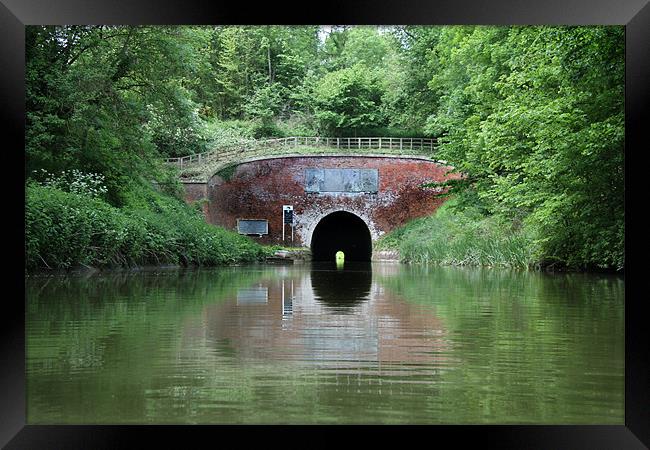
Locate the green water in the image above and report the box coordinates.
[26,262,624,424]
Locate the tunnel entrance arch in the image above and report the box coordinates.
[310,211,372,262]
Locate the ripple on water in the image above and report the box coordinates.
[26,264,624,424]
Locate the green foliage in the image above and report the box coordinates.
[337,27,394,70]
[144,84,210,158]
[243,81,285,123]
[385,26,444,131]
[206,26,320,120]
[215,164,238,182]
[313,64,387,135]
[377,199,537,269]
[25,183,269,271]
[423,26,624,270]
[272,115,318,137]
[36,169,108,199]
[203,116,318,144]
[204,119,255,146]
[25,25,216,206]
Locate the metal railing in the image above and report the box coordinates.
[165,136,436,169]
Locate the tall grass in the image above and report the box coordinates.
[376,199,537,269]
[25,183,270,272]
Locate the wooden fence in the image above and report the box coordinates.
[165,137,436,169]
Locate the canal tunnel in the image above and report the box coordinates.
[310,211,372,262]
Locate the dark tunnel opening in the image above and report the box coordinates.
[310,211,372,262]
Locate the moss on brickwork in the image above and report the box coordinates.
[215,164,238,182]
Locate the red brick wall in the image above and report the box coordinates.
[184,156,459,246]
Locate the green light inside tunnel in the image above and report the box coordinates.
[336,250,345,269]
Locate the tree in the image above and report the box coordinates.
[312,64,387,136]
[25,25,214,204]
[425,26,624,269]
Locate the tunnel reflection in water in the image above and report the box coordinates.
[310,262,372,311]
[311,211,372,262]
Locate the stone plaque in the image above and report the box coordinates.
[237,219,268,235]
[304,168,378,193]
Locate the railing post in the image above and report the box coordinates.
[410,138,413,151]
[379,137,382,149]
[337,137,340,149]
[400,138,403,151]
[358,138,361,150]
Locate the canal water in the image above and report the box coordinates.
[26,263,624,424]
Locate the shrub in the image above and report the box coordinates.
[37,169,108,199]
[204,120,256,149]
[376,198,537,269]
[25,183,269,271]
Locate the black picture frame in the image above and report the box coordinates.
[2,0,647,447]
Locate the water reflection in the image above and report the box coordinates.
[281,279,293,319]
[236,285,268,305]
[193,263,448,374]
[26,264,624,424]
[310,262,372,311]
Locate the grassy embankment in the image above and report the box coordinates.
[375,198,537,269]
[25,182,271,273]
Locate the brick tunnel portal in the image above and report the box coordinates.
[310,211,372,262]
[180,155,461,259]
